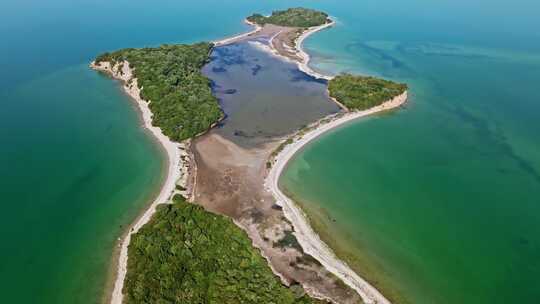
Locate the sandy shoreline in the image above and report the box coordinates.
[295,21,335,80]
[90,61,185,304]
[213,19,262,46]
[265,93,406,304]
[95,16,406,304]
[258,17,409,304]
[241,20,336,81]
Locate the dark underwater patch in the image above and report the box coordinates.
[212,67,227,73]
[288,68,327,84]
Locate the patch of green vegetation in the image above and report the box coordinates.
[247,8,329,27]
[274,230,304,252]
[124,195,326,304]
[328,74,407,111]
[271,138,294,158]
[296,254,322,267]
[95,43,221,141]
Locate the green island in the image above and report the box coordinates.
[124,195,324,304]
[95,40,328,304]
[94,8,407,304]
[328,74,408,110]
[247,8,330,27]
[95,43,221,141]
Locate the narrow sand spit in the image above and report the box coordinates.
[90,61,184,304]
[265,93,407,304]
[294,21,336,80]
[213,17,408,304]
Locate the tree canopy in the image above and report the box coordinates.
[95,43,221,141]
[247,8,329,27]
[328,74,407,110]
[124,195,325,304]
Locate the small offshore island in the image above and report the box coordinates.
[91,8,407,304]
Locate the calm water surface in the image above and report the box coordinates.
[203,40,339,147]
[0,0,300,302]
[1,0,539,303]
[282,1,540,303]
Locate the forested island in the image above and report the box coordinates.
[328,74,408,110]
[124,195,324,304]
[247,7,330,27]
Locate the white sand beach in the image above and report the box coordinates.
[265,92,407,304]
[91,61,184,304]
[295,21,335,80]
[95,16,407,304]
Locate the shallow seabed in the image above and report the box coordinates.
[281,1,540,303]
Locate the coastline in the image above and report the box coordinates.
[265,92,407,304]
[90,61,184,304]
[257,17,409,304]
[244,20,336,81]
[295,21,335,80]
[95,17,407,304]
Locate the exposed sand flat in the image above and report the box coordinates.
[98,16,407,304]
[214,19,336,81]
[215,17,409,304]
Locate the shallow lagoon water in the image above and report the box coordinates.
[203,40,339,147]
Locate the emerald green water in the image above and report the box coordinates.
[281,1,540,303]
[0,64,165,303]
[2,0,539,303]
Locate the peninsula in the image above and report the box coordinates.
[91,7,407,304]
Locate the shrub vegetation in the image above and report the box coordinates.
[124,195,325,304]
[247,8,329,27]
[95,43,221,141]
[328,74,407,110]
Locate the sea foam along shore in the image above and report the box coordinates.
[90,61,183,304]
[265,92,407,304]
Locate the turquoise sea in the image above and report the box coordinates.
[281,1,540,303]
[1,0,538,303]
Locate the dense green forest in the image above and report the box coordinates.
[124,195,325,304]
[247,8,329,27]
[95,43,221,141]
[328,74,407,110]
